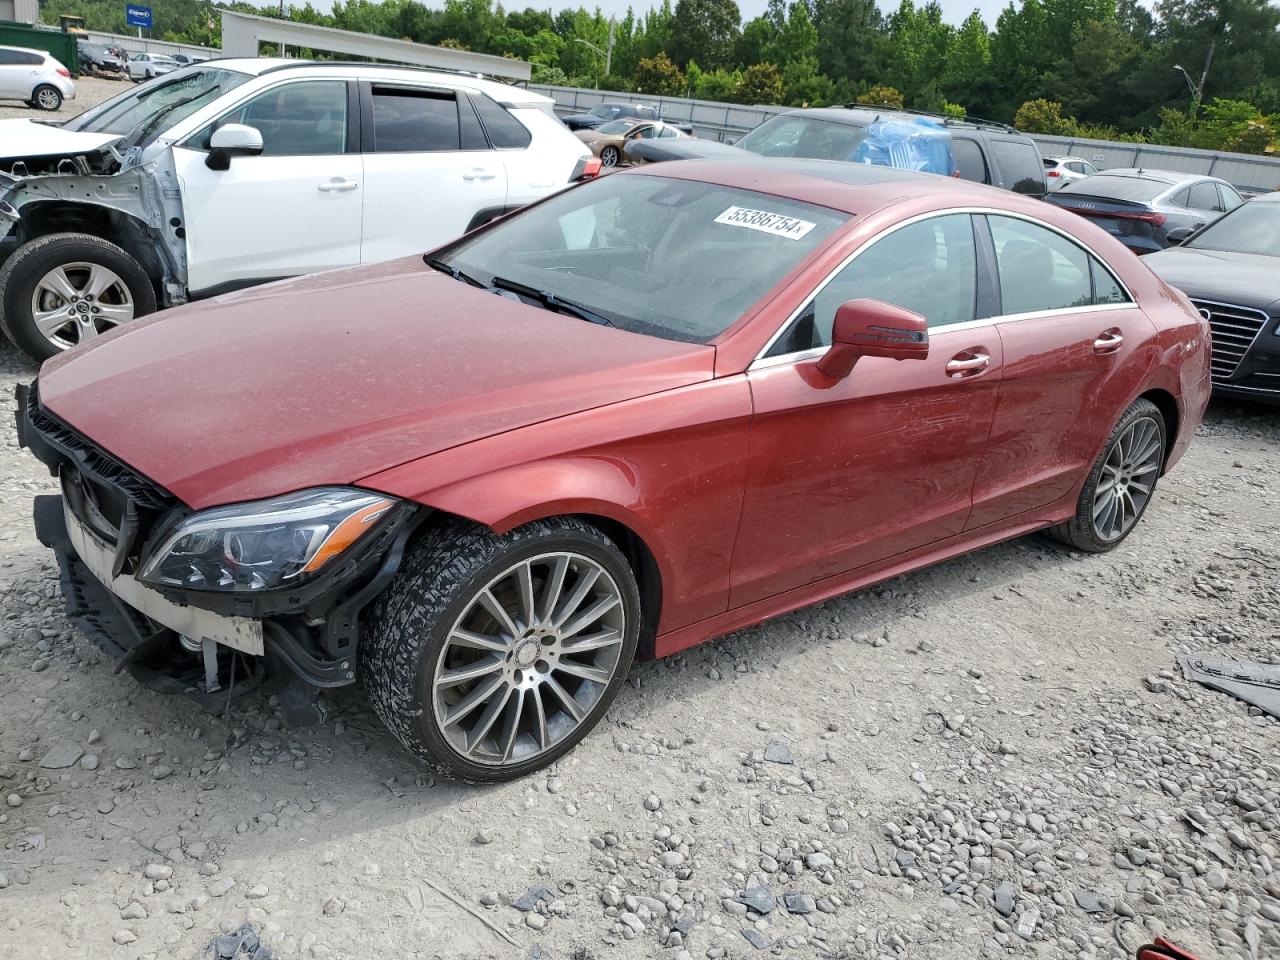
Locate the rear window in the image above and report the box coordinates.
[953,138,989,183]
[989,138,1045,195]
[738,115,868,162]
[1061,175,1168,202]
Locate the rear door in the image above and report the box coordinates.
[966,214,1157,528]
[987,136,1047,197]
[0,48,42,99]
[173,78,363,294]
[359,82,507,262]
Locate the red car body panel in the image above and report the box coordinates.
[32,161,1211,655]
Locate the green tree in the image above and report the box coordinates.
[782,55,835,105]
[633,51,687,95]
[813,0,882,84]
[857,84,905,107]
[737,61,784,103]
[880,1,954,107]
[1013,97,1075,133]
[670,0,742,70]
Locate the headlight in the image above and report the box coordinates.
[139,488,396,592]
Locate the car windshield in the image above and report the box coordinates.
[595,119,637,135]
[436,173,847,344]
[1185,201,1280,257]
[737,115,870,162]
[80,43,108,56]
[1060,174,1167,202]
[64,67,251,143]
[589,104,621,119]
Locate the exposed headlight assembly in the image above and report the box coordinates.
[139,488,397,592]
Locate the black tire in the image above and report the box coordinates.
[32,85,62,111]
[600,145,621,167]
[1048,398,1166,553]
[0,233,157,363]
[362,517,640,782]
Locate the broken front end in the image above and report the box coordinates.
[17,382,422,713]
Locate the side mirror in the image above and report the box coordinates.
[205,123,263,170]
[816,299,929,379]
[1164,226,1196,245]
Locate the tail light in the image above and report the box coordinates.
[570,156,602,182]
[1046,169,1060,177]
[56,68,71,78]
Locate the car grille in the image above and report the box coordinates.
[1190,299,1269,382]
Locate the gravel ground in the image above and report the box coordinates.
[0,330,1278,960]
[0,74,125,123]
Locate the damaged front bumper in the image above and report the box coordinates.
[18,382,422,710]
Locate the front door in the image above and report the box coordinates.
[172,79,363,295]
[966,213,1158,528]
[730,213,1004,608]
[358,83,508,263]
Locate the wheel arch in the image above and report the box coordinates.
[14,202,166,294]
[1136,386,1180,471]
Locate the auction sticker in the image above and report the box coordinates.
[714,206,816,240]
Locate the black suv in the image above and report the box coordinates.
[76,41,125,77]
[625,106,1048,198]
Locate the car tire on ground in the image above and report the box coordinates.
[32,85,62,111]
[600,146,620,167]
[0,233,157,362]
[362,516,641,782]
[1048,397,1166,553]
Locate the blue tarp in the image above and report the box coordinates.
[851,117,956,176]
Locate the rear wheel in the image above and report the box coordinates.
[1049,398,1166,552]
[0,233,156,362]
[362,517,640,782]
[33,85,62,111]
[600,145,620,167]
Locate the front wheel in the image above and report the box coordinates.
[32,85,62,111]
[0,233,157,362]
[363,518,640,782]
[599,145,621,167]
[1049,398,1166,552]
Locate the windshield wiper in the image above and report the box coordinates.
[424,257,486,288]
[123,85,218,148]
[488,275,615,327]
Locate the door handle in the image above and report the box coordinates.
[317,178,358,192]
[1093,329,1124,354]
[945,352,990,377]
[463,169,497,181]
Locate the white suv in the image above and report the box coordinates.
[0,45,76,111]
[0,59,592,360]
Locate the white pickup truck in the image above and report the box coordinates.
[0,58,593,360]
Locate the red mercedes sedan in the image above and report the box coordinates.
[18,159,1211,781]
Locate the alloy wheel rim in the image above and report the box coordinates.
[432,552,626,767]
[37,89,59,109]
[1092,416,1162,541]
[601,148,618,167]
[30,262,135,350]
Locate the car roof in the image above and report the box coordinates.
[217,59,552,106]
[1094,168,1213,185]
[624,156,998,215]
[0,45,51,56]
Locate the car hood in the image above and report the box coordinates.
[36,257,717,510]
[0,119,123,160]
[1143,246,1280,313]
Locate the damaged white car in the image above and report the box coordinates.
[0,59,594,360]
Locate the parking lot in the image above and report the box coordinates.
[0,73,122,123]
[0,308,1277,959]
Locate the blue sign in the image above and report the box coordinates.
[125,4,152,28]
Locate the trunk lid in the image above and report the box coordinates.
[1045,193,1165,242]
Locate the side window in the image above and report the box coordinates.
[952,138,988,183]
[1188,181,1221,211]
[766,214,977,356]
[988,215,1092,314]
[989,139,1046,194]
[1091,259,1129,304]
[1083,162,1099,175]
[1167,188,1190,209]
[0,50,18,66]
[371,88,460,152]
[1218,184,1243,212]
[1066,162,1086,174]
[659,125,679,138]
[197,81,348,156]
[471,94,532,149]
